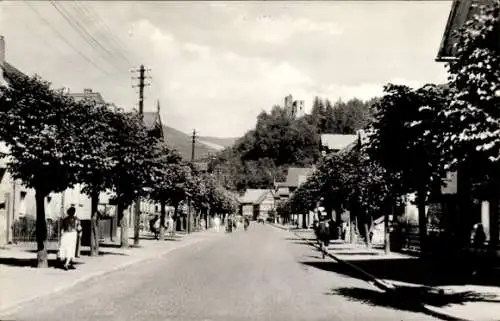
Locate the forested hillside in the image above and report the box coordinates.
[212,96,377,192]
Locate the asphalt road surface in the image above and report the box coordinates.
[5,224,439,321]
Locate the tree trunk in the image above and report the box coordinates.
[133,198,140,246]
[118,200,128,248]
[90,191,100,256]
[187,200,192,234]
[206,207,210,229]
[488,180,499,256]
[384,210,390,254]
[159,199,166,241]
[417,190,428,255]
[35,189,48,268]
[363,221,371,248]
[302,212,307,229]
[174,204,179,233]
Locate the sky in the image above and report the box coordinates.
[0,1,452,138]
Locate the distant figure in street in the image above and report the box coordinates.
[341,221,348,241]
[58,206,81,270]
[473,223,486,251]
[167,215,175,239]
[226,216,233,233]
[244,216,250,231]
[214,216,221,232]
[149,215,160,240]
[317,219,331,259]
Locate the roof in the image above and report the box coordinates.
[276,187,290,197]
[67,91,105,104]
[143,111,162,130]
[1,61,26,87]
[284,167,315,188]
[320,134,358,151]
[239,189,273,204]
[436,0,495,61]
[337,130,369,155]
[193,161,208,172]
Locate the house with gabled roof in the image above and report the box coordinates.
[274,167,315,202]
[320,133,358,154]
[239,189,275,220]
[143,100,165,141]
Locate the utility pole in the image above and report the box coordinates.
[187,129,197,234]
[132,64,150,246]
[191,129,197,163]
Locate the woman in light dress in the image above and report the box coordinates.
[167,214,175,239]
[58,206,82,270]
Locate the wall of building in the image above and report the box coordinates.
[259,193,275,218]
[242,204,253,217]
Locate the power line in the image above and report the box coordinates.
[24,1,111,76]
[72,1,135,66]
[50,1,126,75]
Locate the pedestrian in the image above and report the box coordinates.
[473,223,486,251]
[471,223,487,277]
[226,216,233,233]
[317,218,331,259]
[58,206,81,270]
[244,216,250,231]
[214,215,221,232]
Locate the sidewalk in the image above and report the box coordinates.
[291,228,500,321]
[0,229,225,315]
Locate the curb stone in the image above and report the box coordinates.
[0,234,213,316]
[275,225,473,321]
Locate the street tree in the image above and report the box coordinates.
[0,74,83,267]
[367,83,449,253]
[149,144,183,240]
[73,100,120,256]
[440,0,500,249]
[108,111,159,248]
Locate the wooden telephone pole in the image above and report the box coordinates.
[132,64,150,246]
[187,129,197,234]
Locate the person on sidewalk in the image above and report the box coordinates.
[214,215,221,232]
[58,206,82,270]
[167,214,175,239]
[244,216,250,231]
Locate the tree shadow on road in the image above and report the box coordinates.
[329,286,500,316]
[0,257,83,268]
[291,241,315,246]
[24,248,128,257]
[300,256,500,288]
[330,251,381,256]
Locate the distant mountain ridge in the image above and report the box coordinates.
[163,126,238,160]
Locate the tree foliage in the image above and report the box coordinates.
[367,84,449,200]
[0,74,84,195]
[216,96,374,192]
[440,0,500,165]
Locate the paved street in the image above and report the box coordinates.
[3,225,439,321]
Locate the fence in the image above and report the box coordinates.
[11,215,117,249]
[11,216,59,250]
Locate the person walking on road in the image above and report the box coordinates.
[317,218,331,259]
[244,216,250,231]
[214,215,221,232]
[167,214,175,239]
[58,206,81,270]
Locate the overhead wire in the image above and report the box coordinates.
[23,1,111,76]
[72,0,138,66]
[49,1,127,75]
